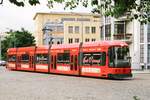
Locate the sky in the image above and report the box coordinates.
[0,0,91,33]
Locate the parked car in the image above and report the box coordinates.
[0,60,6,66]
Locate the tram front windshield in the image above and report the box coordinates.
[108,46,131,68]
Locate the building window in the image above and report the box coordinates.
[105,16,111,24]
[100,26,104,40]
[85,26,90,34]
[75,38,79,43]
[43,21,64,33]
[68,38,73,44]
[105,24,111,40]
[114,21,125,34]
[92,38,96,42]
[140,44,144,63]
[75,26,79,33]
[140,24,144,43]
[147,66,150,69]
[68,26,73,33]
[147,23,150,42]
[61,18,75,21]
[101,25,111,40]
[91,27,96,33]
[77,18,90,21]
[49,40,54,45]
[85,38,90,42]
[57,41,60,44]
[148,44,150,63]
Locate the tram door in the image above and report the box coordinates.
[29,56,34,70]
[50,54,57,70]
[70,53,78,73]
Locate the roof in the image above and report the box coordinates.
[33,12,101,20]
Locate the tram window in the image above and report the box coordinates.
[82,52,106,66]
[57,53,70,64]
[21,54,29,63]
[36,54,48,64]
[8,55,16,62]
[108,46,131,68]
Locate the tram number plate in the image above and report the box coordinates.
[82,68,101,73]
[57,66,70,71]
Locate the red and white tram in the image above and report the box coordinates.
[7,41,132,79]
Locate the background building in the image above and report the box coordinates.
[33,12,101,46]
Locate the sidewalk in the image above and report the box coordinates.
[132,70,150,74]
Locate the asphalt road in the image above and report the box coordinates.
[0,67,150,100]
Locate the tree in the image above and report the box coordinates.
[8,0,40,6]
[1,28,35,60]
[1,0,149,24]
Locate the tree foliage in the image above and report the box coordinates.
[1,28,35,60]
[8,0,40,6]
[2,0,150,23]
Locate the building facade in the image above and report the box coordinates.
[33,12,101,46]
[140,23,150,69]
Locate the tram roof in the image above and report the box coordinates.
[7,41,128,52]
[7,48,17,53]
[83,41,128,47]
[50,41,128,49]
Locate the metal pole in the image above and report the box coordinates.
[0,33,1,60]
[49,33,52,45]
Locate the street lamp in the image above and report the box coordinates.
[0,33,1,60]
